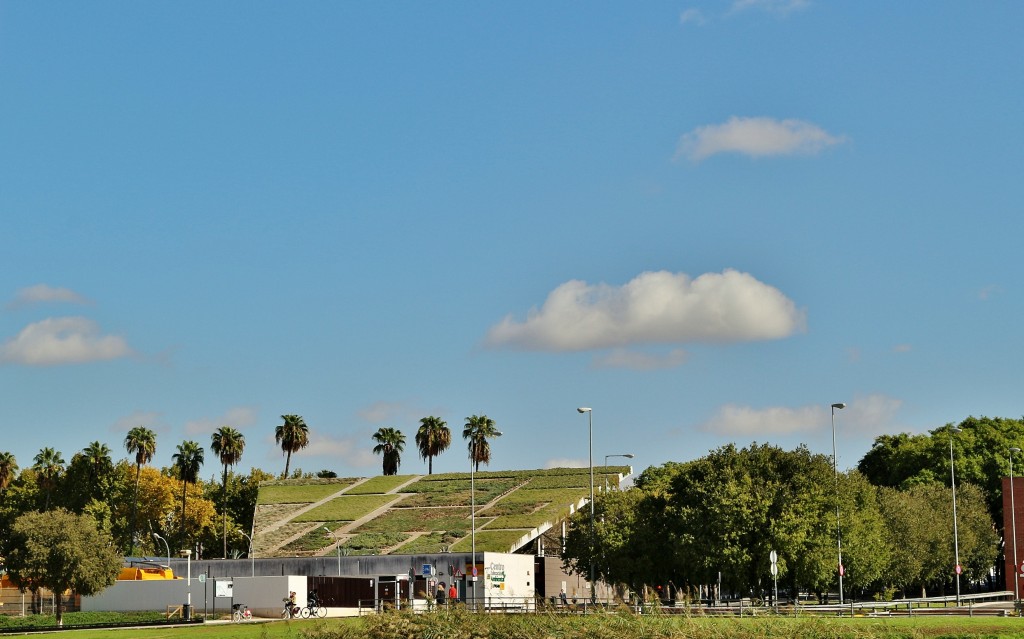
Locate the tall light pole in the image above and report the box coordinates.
[323,526,340,576]
[470,429,501,609]
[830,402,846,604]
[179,548,192,614]
[950,425,963,605]
[603,453,634,492]
[153,532,170,568]
[238,529,255,577]
[577,407,594,603]
[1011,447,1021,604]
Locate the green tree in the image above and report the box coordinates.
[210,426,245,558]
[4,509,121,627]
[275,414,309,479]
[63,442,115,513]
[463,414,501,472]
[172,440,205,549]
[415,416,451,475]
[32,447,65,510]
[372,427,405,476]
[124,426,157,555]
[0,451,18,494]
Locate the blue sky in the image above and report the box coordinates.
[2,1,1022,482]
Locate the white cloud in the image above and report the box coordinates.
[978,284,1001,301]
[357,400,419,424]
[591,348,688,371]
[0,317,132,366]
[111,411,169,437]
[544,458,588,469]
[184,406,259,436]
[699,394,902,437]
[730,0,810,14]
[7,284,91,309]
[677,116,845,162]
[486,269,805,352]
[680,8,707,25]
[295,433,379,469]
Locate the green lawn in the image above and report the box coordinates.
[258,482,356,505]
[345,475,417,495]
[293,494,402,522]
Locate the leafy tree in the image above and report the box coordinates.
[0,451,18,494]
[210,426,245,558]
[124,426,156,554]
[372,427,405,475]
[172,440,205,548]
[415,416,451,475]
[4,509,121,627]
[463,414,501,472]
[32,447,65,510]
[63,442,115,513]
[275,415,309,478]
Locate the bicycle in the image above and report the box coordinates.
[232,603,252,622]
[282,598,301,619]
[301,602,328,618]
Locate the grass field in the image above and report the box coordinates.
[17,611,1024,639]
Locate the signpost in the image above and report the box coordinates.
[769,550,778,609]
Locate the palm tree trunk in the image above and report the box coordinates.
[284,450,292,478]
[129,462,142,555]
[222,464,229,558]
[180,480,188,549]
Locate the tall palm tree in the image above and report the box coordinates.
[124,426,157,555]
[172,440,205,549]
[415,416,451,475]
[32,447,65,510]
[371,427,405,476]
[82,441,112,498]
[275,414,309,479]
[211,426,245,558]
[0,451,18,495]
[463,414,501,472]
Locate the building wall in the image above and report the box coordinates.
[1003,476,1024,594]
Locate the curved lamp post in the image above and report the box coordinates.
[603,453,634,492]
[238,529,255,577]
[950,426,963,605]
[323,526,340,576]
[152,532,171,568]
[577,407,595,604]
[471,429,501,608]
[830,402,846,604]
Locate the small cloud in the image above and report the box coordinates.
[843,394,903,436]
[184,406,259,436]
[485,269,805,352]
[978,284,1001,301]
[356,400,419,424]
[0,317,132,366]
[893,344,912,353]
[295,433,378,469]
[699,404,823,436]
[6,284,92,310]
[730,0,810,14]
[676,116,845,162]
[544,458,588,469]
[111,411,169,438]
[591,348,688,370]
[680,8,707,25]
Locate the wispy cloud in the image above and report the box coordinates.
[978,284,1001,301]
[591,348,688,371]
[0,317,132,366]
[184,406,259,436]
[730,0,810,15]
[111,411,169,437]
[679,8,707,26]
[295,433,379,469]
[356,400,423,424]
[893,344,912,353]
[486,269,805,352]
[544,458,587,469]
[7,284,91,310]
[699,394,902,437]
[677,116,845,162]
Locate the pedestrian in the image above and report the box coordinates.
[559,588,568,606]
[448,582,457,604]
[436,582,446,607]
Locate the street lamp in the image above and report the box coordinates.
[323,526,340,576]
[830,402,846,605]
[950,425,963,605]
[577,407,595,604]
[152,532,170,568]
[603,453,634,492]
[1011,447,1021,604]
[179,548,192,613]
[238,529,255,577]
[470,429,501,609]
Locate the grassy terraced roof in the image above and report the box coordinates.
[251,465,632,558]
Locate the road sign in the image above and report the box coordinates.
[472,566,478,577]
[838,563,845,577]
[422,564,433,576]
[955,564,962,575]
[769,550,778,563]
[769,563,778,576]
[1019,561,1024,576]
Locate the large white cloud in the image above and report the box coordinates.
[485,270,805,352]
[6,284,91,309]
[699,394,903,437]
[0,317,132,366]
[677,116,845,162]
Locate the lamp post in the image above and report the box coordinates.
[830,402,846,604]
[1011,447,1021,604]
[603,453,634,492]
[950,425,963,605]
[179,549,192,612]
[577,407,595,604]
[238,530,255,577]
[153,532,170,568]
[470,429,501,610]
[323,526,340,576]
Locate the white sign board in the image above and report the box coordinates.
[215,580,233,598]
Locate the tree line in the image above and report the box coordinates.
[561,416,1022,602]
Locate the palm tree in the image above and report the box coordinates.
[0,451,18,495]
[371,427,406,476]
[415,416,451,475]
[124,426,157,555]
[463,415,501,472]
[32,447,65,510]
[81,441,112,498]
[211,426,245,558]
[172,440,205,549]
[275,414,309,478]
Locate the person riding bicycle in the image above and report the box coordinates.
[308,589,319,609]
[287,591,299,617]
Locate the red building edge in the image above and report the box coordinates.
[1002,476,1024,594]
